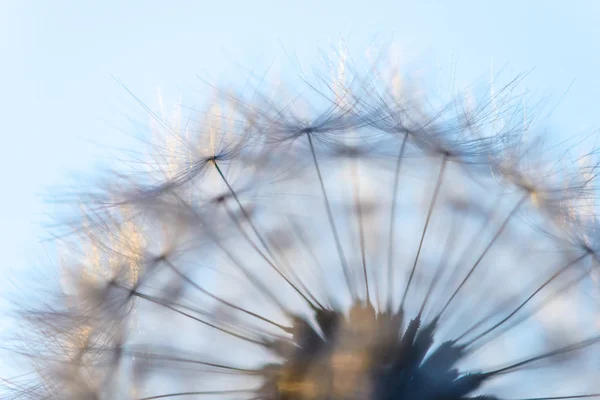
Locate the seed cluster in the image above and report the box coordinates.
[5,57,600,400]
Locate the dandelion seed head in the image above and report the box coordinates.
[8,49,600,400]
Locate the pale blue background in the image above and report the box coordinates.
[1,0,599,376]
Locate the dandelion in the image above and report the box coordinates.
[6,50,600,400]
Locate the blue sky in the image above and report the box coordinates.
[1,0,600,312]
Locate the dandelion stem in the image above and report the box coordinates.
[173,194,288,313]
[123,287,266,346]
[468,265,592,352]
[419,208,458,316]
[120,349,259,374]
[350,155,370,304]
[212,160,277,264]
[387,134,408,310]
[438,193,529,317]
[306,132,354,298]
[212,160,322,310]
[431,196,502,314]
[162,258,290,331]
[458,252,590,344]
[221,202,319,310]
[485,333,600,376]
[401,155,448,310]
[287,216,331,306]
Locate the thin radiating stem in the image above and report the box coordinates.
[485,334,600,376]
[306,133,355,298]
[350,156,370,304]
[212,161,278,264]
[458,252,590,344]
[467,265,593,352]
[221,201,318,310]
[162,258,290,331]
[438,193,529,317]
[400,155,448,310]
[387,135,408,309]
[121,286,266,346]
[173,194,288,313]
[419,209,459,316]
